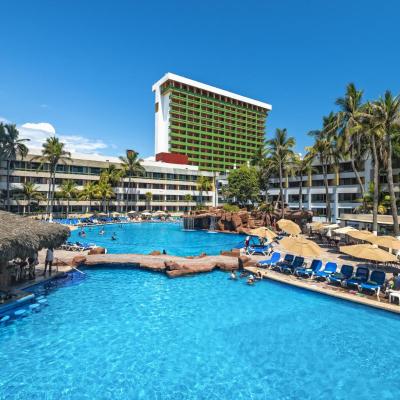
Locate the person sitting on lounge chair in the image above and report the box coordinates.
[384,272,400,297]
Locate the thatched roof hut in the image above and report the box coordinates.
[0,211,70,263]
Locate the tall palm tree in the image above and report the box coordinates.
[59,180,77,218]
[196,176,213,206]
[79,181,98,213]
[96,178,115,213]
[119,150,145,213]
[266,128,296,217]
[336,83,368,199]
[371,91,400,236]
[183,193,192,212]
[308,113,341,222]
[145,191,153,211]
[291,153,315,211]
[21,181,42,214]
[0,124,29,211]
[36,136,71,220]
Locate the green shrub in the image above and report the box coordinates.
[223,204,240,212]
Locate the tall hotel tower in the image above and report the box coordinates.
[152,73,272,172]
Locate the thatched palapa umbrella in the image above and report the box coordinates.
[277,219,301,235]
[346,230,375,242]
[340,244,397,263]
[0,211,69,263]
[280,237,322,258]
[250,227,277,241]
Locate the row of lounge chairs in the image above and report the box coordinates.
[60,241,97,251]
[258,252,387,298]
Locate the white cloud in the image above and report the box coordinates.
[0,116,10,123]
[18,121,108,155]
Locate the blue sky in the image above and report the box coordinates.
[0,0,399,157]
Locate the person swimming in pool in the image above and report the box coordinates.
[230,269,237,280]
[99,228,105,235]
[111,232,117,241]
[247,274,255,285]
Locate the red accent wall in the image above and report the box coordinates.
[155,152,189,165]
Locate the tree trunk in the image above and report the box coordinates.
[50,172,56,220]
[350,158,365,200]
[46,174,51,218]
[371,135,379,234]
[385,132,399,236]
[299,179,303,211]
[6,160,11,211]
[66,198,69,219]
[127,176,131,213]
[322,163,331,222]
[279,162,284,218]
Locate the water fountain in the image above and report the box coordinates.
[208,215,217,233]
[183,216,195,230]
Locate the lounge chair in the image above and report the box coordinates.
[327,265,354,286]
[273,254,294,271]
[258,252,281,268]
[280,256,305,274]
[359,270,386,297]
[246,244,271,256]
[344,266,370,289]
[295,259,322,278]
[314,262,337,280]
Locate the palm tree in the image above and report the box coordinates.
[371,91,400,236]
[79,181,98,213]
[183,193,192,212]
[196,176,213,206]
[36,136,71,220]
[144,191,153,211]
[291,153,315,211]
[96,178,115,213]
[308,113,341,222]
[119,150,145,214]
[21,181,42,214]
[336,83,368,199]
[0,124,29,211]
[266,128,296,217]
[59,180,77,218]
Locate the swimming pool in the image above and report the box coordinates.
[69,222,245,256]
[1,266,399,399]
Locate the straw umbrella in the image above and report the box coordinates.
[250,227,277,241]
[332,226,357,235]
[277,219,301,235]
[362,235,400,250]
[339,244,398,263]
[346,230,376,242]
[279,237,322,257]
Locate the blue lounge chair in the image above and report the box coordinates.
[328,265,354,285]
[281,256,305,274]
[314,262,337,280]
[295,259,322,278]
[258,252,281,268]
[345,266,370,289]
[246,244,271,256]
[360,270,386,297]
[273,254,294,271]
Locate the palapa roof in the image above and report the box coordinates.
[0,211,70,262]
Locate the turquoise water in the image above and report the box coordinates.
[69,222,244,256]
[1,267,399,399]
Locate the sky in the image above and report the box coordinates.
[0,0,399,158]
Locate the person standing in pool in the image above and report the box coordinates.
[44,247,54,276]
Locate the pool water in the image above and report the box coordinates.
[69,222,245,256]
[1,267,399,399]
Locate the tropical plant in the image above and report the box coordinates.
[183,193,192,212]
[36,136,71,219]
[291,153,315,211]
[0,123,29,211]
[79,181,98,213]
[119,150,145,213]
[196,176,213,205]
[308,113,341,222]
[336,83,369,199]
[96,178,115,213]
[145,191,153,211]
[265,128,296,217]
[225,165,260,208]
[20,181,42,214]
[371,91,400,236]
[59,180,77,218]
